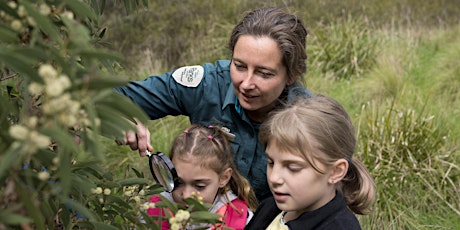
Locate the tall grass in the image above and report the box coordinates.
[308,16,380,80]
[308,25,460,229]
[356,100,459,229]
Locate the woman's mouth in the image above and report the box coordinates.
[241,92,257,102]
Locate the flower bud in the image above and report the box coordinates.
[38,171,50,181]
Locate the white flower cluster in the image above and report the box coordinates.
[91,187,111,196]
[124,185,148,206]
[169,209,191,230]
[29,64,90,128]
[141,202,156,211]
[2,1,35,31]
[37,171,50,181]
[9,123,51,155]
[1,1,74,33]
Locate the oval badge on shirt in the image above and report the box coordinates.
[172,65,204,87]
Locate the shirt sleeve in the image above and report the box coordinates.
[114,62,228,120]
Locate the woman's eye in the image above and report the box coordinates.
[258,71,274,78]
[236,65,246,71]
[233,62,246,69]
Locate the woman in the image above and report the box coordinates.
[115,7,311,201]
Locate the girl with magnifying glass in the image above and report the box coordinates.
[147,124,258,229]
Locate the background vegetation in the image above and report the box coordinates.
[1,0,459,229]
[101,0,460,229]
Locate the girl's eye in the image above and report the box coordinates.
[194,184,206,190]
[288,164,304,172]
[266,158,274,166]
[176,180,184,187]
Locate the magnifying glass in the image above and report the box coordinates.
[146,151,178,192]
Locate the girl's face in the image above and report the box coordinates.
[230,35,292,122]
[171,156,231,206]
[265,141,337,220]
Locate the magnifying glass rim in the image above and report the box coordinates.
[148,151,178,192]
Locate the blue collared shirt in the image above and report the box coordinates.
[115,60,311,201]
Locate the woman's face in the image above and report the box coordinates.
[230,35,291,122]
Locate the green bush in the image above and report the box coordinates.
[0,1,221,229]
[357,100,459,229]
[308,16,380,80]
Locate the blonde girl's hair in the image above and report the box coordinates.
[170,124,258,211]
[259,95,375,215]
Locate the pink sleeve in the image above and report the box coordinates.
[218,199,249,230]
[147,195,170,229]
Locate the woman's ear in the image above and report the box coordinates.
[219,168,233,188]
[328,159,348,184]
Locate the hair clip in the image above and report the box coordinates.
[208,125,213,128]
[183,130,189,134]
[207,135,213,140]
[347,157,353,163]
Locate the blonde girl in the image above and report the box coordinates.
[246,95,375,229]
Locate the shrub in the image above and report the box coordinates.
[308,16,380,80]
[0,1,220,229]
[356,100,460,229]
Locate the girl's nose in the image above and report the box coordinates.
[267,167,283,185]
[181,187,194,199]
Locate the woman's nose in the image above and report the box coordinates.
[240,73,256,90]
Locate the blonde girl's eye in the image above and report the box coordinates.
[287,162,307,173]
[266,158,274,166]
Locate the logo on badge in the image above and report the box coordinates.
[172,65,204,87]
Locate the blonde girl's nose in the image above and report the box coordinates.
[267,168,283,185]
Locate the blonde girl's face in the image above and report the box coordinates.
[171,157,228,206]
[265,141,337,219]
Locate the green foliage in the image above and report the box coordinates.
[356,100,459,229]
[98,0,460,229]
[0,0,221,229]
[308,16,380,80]
[3,0,457,229]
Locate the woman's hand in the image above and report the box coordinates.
[116,119,153,156]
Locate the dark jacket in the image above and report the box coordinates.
[245,191,361,230]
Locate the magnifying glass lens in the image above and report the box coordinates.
[150,154,175,192]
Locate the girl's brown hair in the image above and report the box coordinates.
[170,124,258,211]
